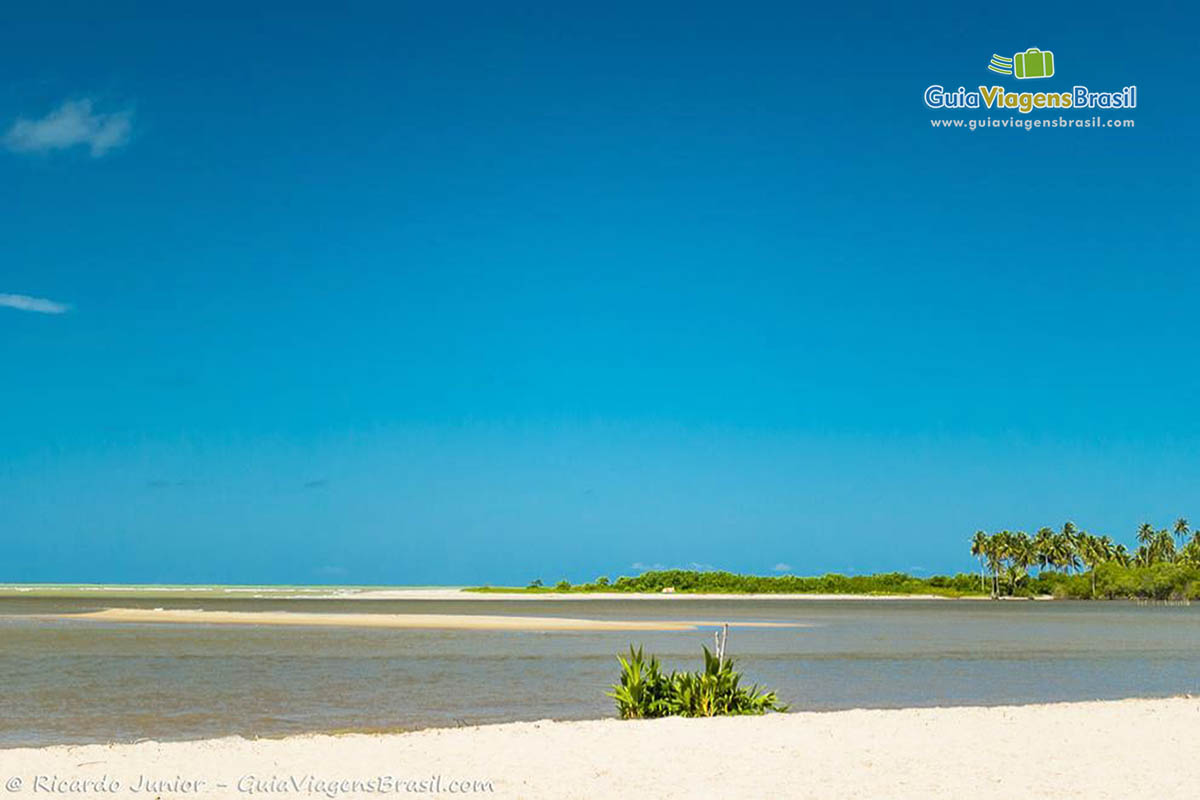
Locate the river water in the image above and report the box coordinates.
[3,589,1198,747]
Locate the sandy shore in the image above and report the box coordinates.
[3,698,1197,799]
[61,607,798,632]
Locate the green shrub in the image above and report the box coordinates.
[570,569,984,596]
[608,645,786,719]
[607,647,673,719]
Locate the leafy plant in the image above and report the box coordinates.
[608,646,673,719]
[608,639,786,719]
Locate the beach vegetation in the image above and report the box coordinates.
[608,637,786,719]
[471,570,986,596]
[972,519,1200,600]
[472,517,1200,601]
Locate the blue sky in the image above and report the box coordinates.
[2,1,1197,584]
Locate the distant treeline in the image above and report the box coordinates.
[971,519,1200,599]
[470,517,1200,601]
[470,570,985,597]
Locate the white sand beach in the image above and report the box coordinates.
[61,607,798,631]
[4,698,1197,799]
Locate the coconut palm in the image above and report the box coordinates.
[1077,534,1113,598]
[970,530,989,592]
[968,517,1197,598]
[1076,534,1099,597]
[982,532,1006,598]
[1032,527,1056,573]
[1061,522,1081,573]
[1053,532,1079,574]
[1178,540,1200,568]
[1006,532,1036,594]
[1173,517,1190,549]
[1153,528,1176,563]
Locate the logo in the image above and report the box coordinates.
[988,54,1013,75]
[989,48,1055,79]
[924,47,1136,115]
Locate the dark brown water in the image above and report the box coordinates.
[4,590,1200,748]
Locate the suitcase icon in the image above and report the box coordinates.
[1014,48,1054,79]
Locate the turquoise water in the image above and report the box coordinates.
[3,593,1200,747]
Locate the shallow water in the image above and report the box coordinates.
[3,592,1200,747]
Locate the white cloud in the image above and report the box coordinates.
[771,562,793,572]
[630,561,717,572]
[4,99,132,157]
[0,293,70,314]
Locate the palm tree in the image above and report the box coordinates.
[964,516,1198,599]
[1078,535,1114,598]
[970,531,989,592]
[1153,528,1176,563]
[1178,540,1200,568]
[1061,522,1081,573]
[1052,532,1079,575]
[1077,535,1098,597]
[1173,517,1190,549]
[983,532,1006,598]
[1097,536,1116,589]
[1137,522,1156,549]
[1132,528,1176,565]
[1033,527,1056,573]
[1007,532,1036,595]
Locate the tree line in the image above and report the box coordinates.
[970,518,1197,598]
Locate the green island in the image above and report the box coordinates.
[471,517,1200,601]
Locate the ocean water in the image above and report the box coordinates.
[3,590,1200,748]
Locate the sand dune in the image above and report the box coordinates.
[3,698,1196,799]
[60,607,798,632]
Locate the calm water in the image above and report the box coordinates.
[3,592,1200,747]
